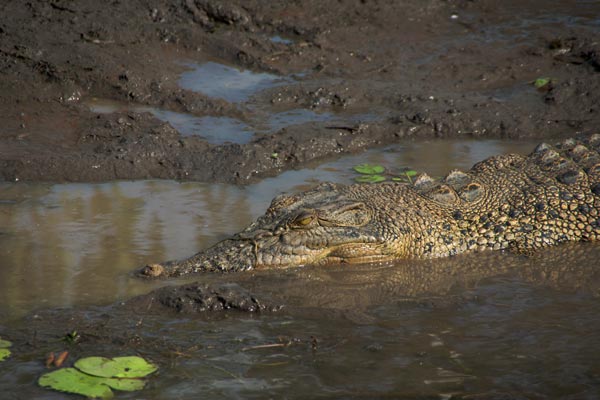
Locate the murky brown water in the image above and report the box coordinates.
[2,139,600,398]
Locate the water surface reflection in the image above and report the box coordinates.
[0,139,538,318]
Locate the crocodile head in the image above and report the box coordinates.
[139,183,395,277]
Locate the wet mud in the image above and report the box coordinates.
[1,0,599,183]
[129,282,283,313]
[3,244,600,398]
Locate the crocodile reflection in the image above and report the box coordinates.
[135,242,600,313]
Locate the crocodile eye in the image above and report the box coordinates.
[297,217,313,225]
[292,212,315,227]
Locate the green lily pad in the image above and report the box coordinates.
[533,77,550,88]
[0,338,11,348]
[404,170,418,177]
[353,164,385,175]
[392,176,408,182]
[75,356,158,378]
[39,368,114,399]
[39,366,148,398]
[104,377,146,392]
[355,174,386,183]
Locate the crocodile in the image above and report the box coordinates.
[140,135,600,278]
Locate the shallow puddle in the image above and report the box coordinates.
[2,138,600,398]
[85,61,375,144]
[269,35,294,45]
[86,98,376,144]
[178,61,290,103]
[87,98,255,144]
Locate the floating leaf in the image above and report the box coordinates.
[533,77,550,88]
[355,175,386,183]
[404,170,418,177]
[353,164,385,175]
[0,338,11,348]
[39,356,153,398]
[392,177,408,182]
[39,368,145,397]
[39,368,114,399]
[75,356,158,378]
[103,377,146,391]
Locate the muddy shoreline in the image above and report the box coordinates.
[1,0,599,183]
[2,2,600,397]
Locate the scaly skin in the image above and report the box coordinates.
[139,135,600,278]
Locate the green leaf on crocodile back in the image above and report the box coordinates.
[404,169,418,183]
[391,169,419,183]
[355,174,386,183]
[353,164,385,174]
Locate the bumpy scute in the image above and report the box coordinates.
[444,170,470,188]
[426,184,460,204]
[413,173,436,191]
[459,182,484,202]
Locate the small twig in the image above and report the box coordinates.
[242,343,287,352]
[256,361,289,367]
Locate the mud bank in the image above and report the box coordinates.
[0,0,599,183]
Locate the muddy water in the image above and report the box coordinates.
[0,139,535,318]
[2,139,600,398]
[131,243,600,399]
